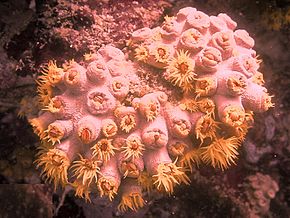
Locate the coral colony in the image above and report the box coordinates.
[29,7,273,211]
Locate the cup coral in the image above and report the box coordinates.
[29,7,273,212]
[244,173,279,216]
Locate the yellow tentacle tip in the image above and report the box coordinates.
[118,192,145,212]
[152,160,189,194]
[200,137,240,170]
[35,148,70,189]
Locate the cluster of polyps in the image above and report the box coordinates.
[30,7,273,212]
[244,173,279,216]
[30,45,191,211]
[130,7,273,172]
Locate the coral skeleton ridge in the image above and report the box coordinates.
[29,7,273,212]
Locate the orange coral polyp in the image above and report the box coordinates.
[110,76,130,99]
[137,172,154,193]
[92,93,104,106]
[77,116,101,144]
[153,45,170,63]
[135,45,149,62]
[36,148,70,188]
[72,180,91,202]
[118,179,145,212]
[145,104,159,121]
[152,160,189,194]
[179,149,201,172]
[166,50,196,92]
[118,192,145,212]
[197,98,215,116]
[200,137,239,170]
[179,98,199,112]
[168,141,187,157]
[180,28,206,52]
[45,124,64,144]
[172,119,191,138]
[65,69,80,85]
[71,155,100,186]
[195,77,217,97]
[195,115,218,143]
[87,89,116,115]
[29,113,55,140]
[120,161,140,178]
[92,138,116,163]
[79,128,92,144]
[120,114,136,133]
[37,82,53,107]
[97,177,118,201]
[45,61,64,85]
[142,128,168,149]
[47,97,64,113]
[222,105,245,127]
[251,72,265,85]
[29,119,46,139]
[211,31,235,59]
[227,77,247,95]
[102,119,118,138]
[264,93,274,110]
[122,135,145,160]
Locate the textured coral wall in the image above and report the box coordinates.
[0,0,290,217]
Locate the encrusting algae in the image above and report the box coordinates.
[28,7,273,212]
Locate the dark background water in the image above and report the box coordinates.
[0,0,289,217]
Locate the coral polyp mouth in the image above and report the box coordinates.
[120,161,140,178]
[168,141,187,157]
[79,128,92,144]
[41,60,64,85]
[87,89,116,115]
[122,136,145,160]
[143,129,168,149]
[66,70,79,83]
[152,161,189,194]
[227,77,247,95]
[120,114,136,133]
[92,138,116,163]
[45,124,64,144]
[166,50,196,92]
[197,98,215,115]
[195,115,218,143]
[180,29,206,52]
[47,97,64,113]
[97,177,118,201]
[91,93,105,107]
[135,45,149,62]
[71,155,100,186]
[195,77,217,97]
[154,46,170,63]
[222,105,245,127]
[172,119,191,138]
[142,100,160,121]
[102,119,118,138]
[35,148,70,188]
